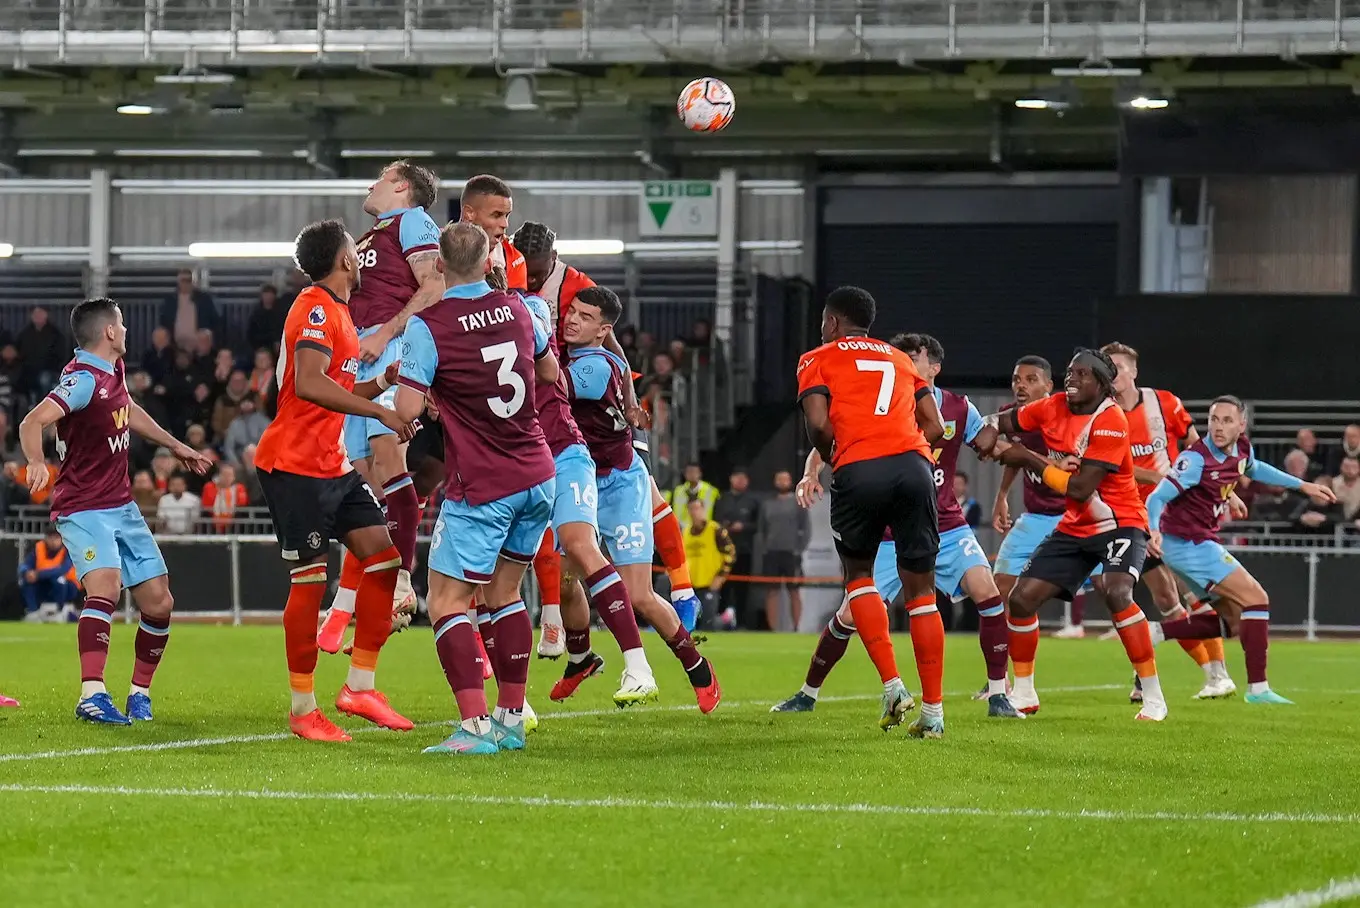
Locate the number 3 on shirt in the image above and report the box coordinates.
[855,359,895,415]
[481,340,526,419]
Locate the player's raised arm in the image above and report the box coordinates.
[962,396,999,456]
[1245,447,1337,504]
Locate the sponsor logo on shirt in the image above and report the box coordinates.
[1093,429,1125,438]
[1131,438,1166,457]
[302,328,326,340]
[341,357,359,375]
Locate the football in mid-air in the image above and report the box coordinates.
[678,78,735,132]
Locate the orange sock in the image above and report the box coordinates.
[1008,614,1040,679]
[905,593,945,705]
[1112,604,1157,678]
[846,578,898,684]
[352,546,401,660]
[1178,639,1211,666]
[285,563,328,708]
[1203,636,1225,664]
[339,548,363,594]
[652,502,693,596]
[533,530,561,608]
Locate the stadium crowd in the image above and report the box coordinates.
[0,270,729,529]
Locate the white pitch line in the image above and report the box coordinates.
[0,684,1124,765]
[1247,877,1360,908]
[0,782,1357,827]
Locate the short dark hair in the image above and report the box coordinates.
[293,219,349,282]
[259,283,278,296]
[1211,394,1246,413]
[462,174,512,203]
[70,297,120,348]
[1015,355,1052,379]
[824,286,875,331]
[388,159,439,210]
[956,471,969,483]
[575,286,623,325]
[513,221,556,257]
[890,332,944,363]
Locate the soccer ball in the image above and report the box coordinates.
[677,78,735,132]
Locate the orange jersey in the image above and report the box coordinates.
[255,286,360,479]
[1015,393,1147,537]
[1124,387,1194,500]
[796,336,931,469]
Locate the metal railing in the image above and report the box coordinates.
[2,0,1358,64]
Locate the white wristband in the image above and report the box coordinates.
[376,375,392,391]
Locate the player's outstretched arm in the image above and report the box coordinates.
[1246,458,1338,505]
[393,385,426,423]
[128,403,214,475]
[915,390,945,444]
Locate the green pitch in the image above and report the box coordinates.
[2,625,1358,908]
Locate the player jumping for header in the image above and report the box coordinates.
[1146,395,1336,704]
[19,297,213,725]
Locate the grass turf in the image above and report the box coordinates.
[1,625,1358,908]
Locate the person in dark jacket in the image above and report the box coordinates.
[245,283,287,355]
[15,306,66,395]
[159,269,221,350]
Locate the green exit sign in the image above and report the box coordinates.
[640,180,718,237]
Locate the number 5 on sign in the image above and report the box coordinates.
[855,359,895,415]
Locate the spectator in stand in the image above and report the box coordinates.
[246,283,287,355]
[1253,449,1344,533]
[210,347,236,391]
[142,326,176,385]
[223,396,269,466]
[182,384,216,440]
[0,411,13,461]
[150,447,177,494]
[1294,428,1326,480]
[160,268,221,351]
[616,324,639,369]
[634,331,658,372]
[279,268,309,307]
[156,473,201,534]
[668,338,689,373]
[15,306,66,397]
[211,371,251,441]
[682,498,735,631]
[670,461,719,531]
[1325,423,1360,477]
[163,348,198,428]
[686,317,726,373]
[954,471,983,528]
[190,330,218,384]
[131,470,160,520]
[756,469,810,633]
[0,344,21,411]
[18,526,79,622]
[248,348,275,398]
[0,352,13,420]
[200,462,249,533]
[237,443,264,503]
[1332,456,1360,526]
[713,466,760,628]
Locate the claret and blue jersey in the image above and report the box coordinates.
[564,345,655,566]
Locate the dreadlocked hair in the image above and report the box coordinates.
[512,221,556,257]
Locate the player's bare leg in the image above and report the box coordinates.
[1093,572,1166,720]
[124,574,175,722]
[425,571,498,755]
[959,565,1022,719]
[318,455,382,653]
[73,566,132,725]
[330,524,412,731]
[650,480,702,631]
[618,561,721,713]
[554,521,658,706]
[1151,567,1284,703]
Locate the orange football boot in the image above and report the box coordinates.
[694,664,723,715]
[290,709,352,742]
[317,608,352,655]
[335,686,414,731]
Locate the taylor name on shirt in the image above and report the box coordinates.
[457,304,517,333]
